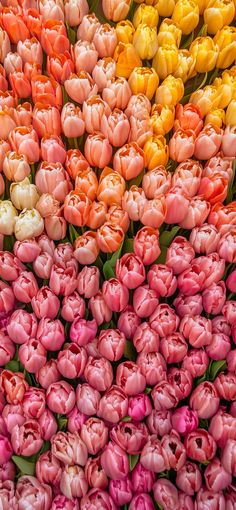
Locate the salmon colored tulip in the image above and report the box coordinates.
[65,149,90,181]
[113,142,144,180]
[92,57,116,92]
[93,23,117,58]
[101,108,130,147]
[83,95,111,134]
[97,222,124,253]
[142,166,171,199]
[97,168,126,206]
[194,124,223,160]
[172,160,202,197]
[102,0,131,21]
[106,204,130,233]
[122,185,146,221]
[73,40,98,75]
[139,195,167,229]
[41,19,69,55]
[179,196,211,229]
[208,202,236,234]
[77,13,100,42]
[24,8,43,39]
[9,126,40,164]
[74,231,99,265]
[63,190,91,227]
[32,103,61,138]
[31,74,62,108]
[174,103,203,135]
[61,103,85,139]
[0,107,17,141]
[169,129,196,163]
[75,169,98,202]
[84,133,112,169]
[1,7,30,44]
[64,72,98,105]
[198,174,229,205]
[46,52,74,84]
[86,201,107,229]
[129,115,153,148]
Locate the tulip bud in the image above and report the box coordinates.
[204,0,235,34]
[133,24,158,60]
[155,75,184,106]
[153,44,179,80]
[114,42,141,79]
[116,20,135,43]
[128,66,159,101]
[172,0,199,35]
[190,36,219,73]
[10,178,40,210]
[14,209,44,241]
[0,200,17,235]
[102,0,131,22]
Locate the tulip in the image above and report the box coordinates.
[179,196,211,229]
[153,44,179,81]
[140,436,168,473]
[150,103,175,136]
[116,19,135,43]
[131,463,155,494]
[10,178,40,211]
[102,0,131,21]
[133,226,161,265]
[81,488,117,510]
[172,0,199,34]
[11,419,43,456]
[155,0,175,16]
[65,0,89,25]
[204,0,235,34]
[155,75,184,106]
[31,74,62,109]
[205,108,226,127]
[101,442,129,480]
[128,66,159,101]
[174,49,196,82]
[77,12,100,41]
[125,93,151,118]
[157,18,182,47]
[196,488,226,508]
[0,28,11,63]
[150,303,179,337]
[14,209,44,241]
[0,461,15,483]
[226,99,236,125]
[133,323,160,355]
[114,42,142,79]
[36,450,62,486]
[190,36,219,73]
[133,4,159,27]
[36,359,61,390]
[73,231,99,265]
[1,7,30,44]
[12,271,38,304]
[92,57,116,92]
[129,115,153,147]
[0,200,17,235]
[185,429,217,462]
[85,457,108,490]
[222,125,236,157]
[133,24,158,60]
[93,23,118,58]
[129,494,155,510]
[103,76,132,110]
[72,40,98,76]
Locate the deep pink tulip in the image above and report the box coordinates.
[171,406,198,435]
[46,381,75,415]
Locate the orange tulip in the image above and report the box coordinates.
[114,42,141,79]
[106,204,130,233]
[139,195,167,228]
[63,190,91,227]
[96,222,124,253]
[86,201,107,229]
[31,74,62,108]
[97,168,126,206]
[74,231,99,265]
[197,174,228,205]
[65,149,90,181]
[75,169,99,202]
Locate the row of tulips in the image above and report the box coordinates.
[0,231,236,510]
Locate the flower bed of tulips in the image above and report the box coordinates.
[0,0,236,509]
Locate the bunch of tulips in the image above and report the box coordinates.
[0,0,236,508]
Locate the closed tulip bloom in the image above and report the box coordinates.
[189,224,220,255]
[122,185,146,222]
[226,99,236,125]
[214,372,236,401]
[64,71,97,104]
[101,442,129,481]
[32,286,60,319]
[38,409,57,441]
[128,67,159,101]
[47,51,74,85]
[40,19,69,55]
[0,333,15,366]
[197,173,228,205]
[179,196,210,229]
[125,93,151,118]
[11,419,43,456]
[157,18,182,47]
[116,361,146,396]
[218,228,236,263]
[169,129,195,162]
[92,57,116,92]
[84,133,112,169]
[85,457,108,489]
[19,338,47,373]
[86,201,106,229]
[65,0,89,25]
[185,429,217,462]
[63,190,90,227]
[75,168,98,203]
[153,44,179,81]
[76,383,100,416]
[204,0,235,34]
[172,0,199,34]
[32,103,61,138]
[160,332,188,364]
[72,40,98,75]
[153,479,179,510]
[0,200,17,235]
[102,0,131,21]
[144,135,169,170]
[140,438,168,473]
[98,385,128,423]
[0,281,15,319]
[74,232,99,265]
[10,178,40,211]
[190,36,218,73]
[46,381,75,415]
[128,393,152,422]
[148,264,177,297]
[0,461,15,482]
[194,123,222,160]
[174,294,203,319]
[84,356,113,392]
[16,475,52,510]
[114,42,141,79]
[9,125,40,164]
[176,461,202,496]
[131,463,155,494]
[14,209,44,241]
[207,332,231,360]
[168,367,193,400]
[166,236,195,275]
[77,12,100,41]
[89,291,112,325]
[133,285,159,318]
[0,28,11,63]
[0,106,16,141]
[133,226,160,265]
[77,266,100,299]
[137,351,166,386]
[93,23,117,58]
[205,456,232,492]
[97,169,125,206]
[113,142,144,180]
[222,125,236,158]
[214,26,236,68]
[151,380,179,411]
[96,222,124,253]
[7,309,37,345]
[61,292,85,322]
[171,406,198,436]
[60,465,88,499]
[150,303,179,337]
[196,488,226,509]
[101,108,130,147]
[12,271,38,303]
[41,134,66,165]
[116,253,145,290]
[180,314,212,348]
[36,450,62,486]
[133,24,158,60]
[61,103,85,139]
[81,417,108,456]
[202,281,226,315]
[51,430,87,467]
[116,19,135,43]
[83,96,110,134]
[31,74,62,109]
[205,108,226,128]
[190,381,220,419]
[3,152,29,183]
[9,71,31,99]
[129,494,155,510]
[139,196,167,229]
[146,409,171,437]
[129,114,153,148]
[81,488,117,510]
[36,359,61,390]
[133,4,158,27]
[175,103,203,135]
[133,323,160,354]
[156,75,184,106]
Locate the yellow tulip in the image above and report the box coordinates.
[190,85,220,116]
[128,66,159,100]
[204,0,235,35]
[133,4,159,28]
[154,0,176,17]
[152,44,179,80]
[114,42,142,78]
[155,75,184,106]
[116,20,135,43]
[173,49,196,82]
[157,18,182,47]
[143,135,169,170]
[214,26,236,68]
[133,23,158,60]
[172,0,199,35]
[205,108,225,127]
[225,100,236,126]
[150,103,175,135]
[195,0,208,14]
[190,36,219,73]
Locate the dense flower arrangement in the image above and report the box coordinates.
[0,0,235,508]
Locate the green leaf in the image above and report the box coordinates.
[122,416,132,422]
[197,23,208,37]
[110,241,124,266]
[3,235,15,252]
[129,454,139,471]
[154,246,168,264]
[155,504,164,510]
[199,419,208,430]
[195,372,207,386]
[144,387,152,395]
[181,31,194,49]
[12,456,36,476]
[128,169,145,189]
[66,23,76,44]
[123,238,133,253]
[69,224,79,245]
[5,360,20,372]
[181,72,208,105]
[57,416,68,431]
[103,261,115,280]
[124,340,137,361]
[159,226,180,247]
[210,360,227,381]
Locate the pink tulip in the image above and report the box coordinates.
[0,435,13,464]
[173,293,203,318]
[81,417,108,456]
[93,23,117,58]
[84,356,113,392]
[80,488,117,510]
[16,475,52,510]
[137,351,166,386]
[19,338,47,373]
[140,436,168,473]
[11,419,43,456]
[76,383,101,416]
[38,409,58,441]
[0,251,25,282]
[153,479,179,510]
[169,128,195,162]
[36,450,62,486]
[116,253,145,289]
[61,292,85,322]
[52,431,88,467]
[129,493,155,510]
[0,461,15,482]
[60,465,88,499]
[205,456,232,491]
[147,409,172,436]
[180,314,212,348]
[101,442,129,480]
[67,407,88,434]
[150,303,179,337]
[46,381,75,414]
[103,76,131,110]
[2,404,24,434]
[32,286,60,320]
[128,393,152,421]
[133,285,159,318]
[185,429,217,462]
[98,329,125,362]
[131,463,155,494]
[189,223,220,254]
[77,266,100,299]
[194,124,222,160]
[214,372,236,401]
[92,56,116,91]
[147,264,177,297]
[36,359,61,390]
[13,239,41,263]
[195,487,226,509]
[133,322,160,354]
[70,318,97,347]
[160,332,188,364]
[22,387,45,420]
[133,226,160,265]
[151,380,179,411]
[176,461,202,495]
[0,333,15,366]
[64,71,98,104]
[165,186,189,224]
[102,278,129,313]
[7,310,37,345]
[116,361,146,396]
[97,385,128,423]
[222,125,236,157]
[182,348,209,378]
[57,344,87,379]
[206,332,231,360]
[166,236,195,274]
[12,271,38,303]
[117,306,141,339]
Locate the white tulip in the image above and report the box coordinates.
[0,200,17,235]
[14,208,44,241]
